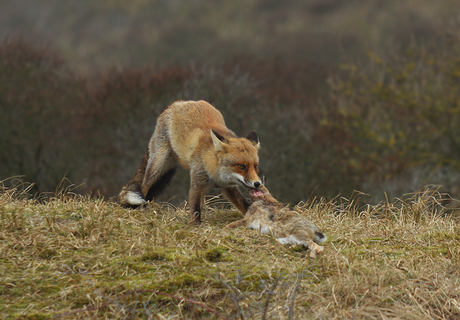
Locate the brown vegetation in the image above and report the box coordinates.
[2,31,460,204]
[2,2,460,319]
[1,181,459,319]
[1,1,460,203]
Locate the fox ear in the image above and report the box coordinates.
[246,130,260,149]
[210,129,228,153]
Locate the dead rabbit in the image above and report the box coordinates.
[225,185,327,258]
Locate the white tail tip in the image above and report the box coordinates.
[125,191,146,206]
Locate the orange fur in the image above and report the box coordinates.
[119,100,262,223]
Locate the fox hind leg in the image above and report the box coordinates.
[141,147,177,200]
[144,166,177,201]
[119,150,149,208]
[141,123,178,200]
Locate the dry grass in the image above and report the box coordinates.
[1,181,459,319]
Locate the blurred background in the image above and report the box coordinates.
[1,0,460,205]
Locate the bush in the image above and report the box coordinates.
[84,66,192,196]
[312,32,460,200]
[0,38,88,194]
[0,38,193,198]
[3,33,460,204]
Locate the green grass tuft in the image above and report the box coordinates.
[204,246,228,262]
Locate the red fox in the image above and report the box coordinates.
[119,100,262,224]
[225,185,327,259]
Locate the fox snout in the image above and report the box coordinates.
[245,180,261,189]
[233,168,262,189]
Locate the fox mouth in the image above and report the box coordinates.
[251,189,264,197]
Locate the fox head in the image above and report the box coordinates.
[211,129,262,189]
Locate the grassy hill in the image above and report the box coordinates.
[1,182,459,319]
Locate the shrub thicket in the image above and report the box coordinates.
[313,33,460,200]
[1,33,460,203]
[0,38,88,193]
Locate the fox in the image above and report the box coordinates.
[225,185,327,259]
[118,100,262,224]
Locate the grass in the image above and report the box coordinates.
[1,182,460,319]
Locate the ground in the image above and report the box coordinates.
[1,185,459,319]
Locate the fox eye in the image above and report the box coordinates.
[237,164,246,170]
[255,165,259,171]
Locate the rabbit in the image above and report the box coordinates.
[225,185,327,258]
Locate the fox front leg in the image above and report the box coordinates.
[188,180,207,224]
[222,186,250,214]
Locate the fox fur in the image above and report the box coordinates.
[225,185,327,258]
[119,100,262,223]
